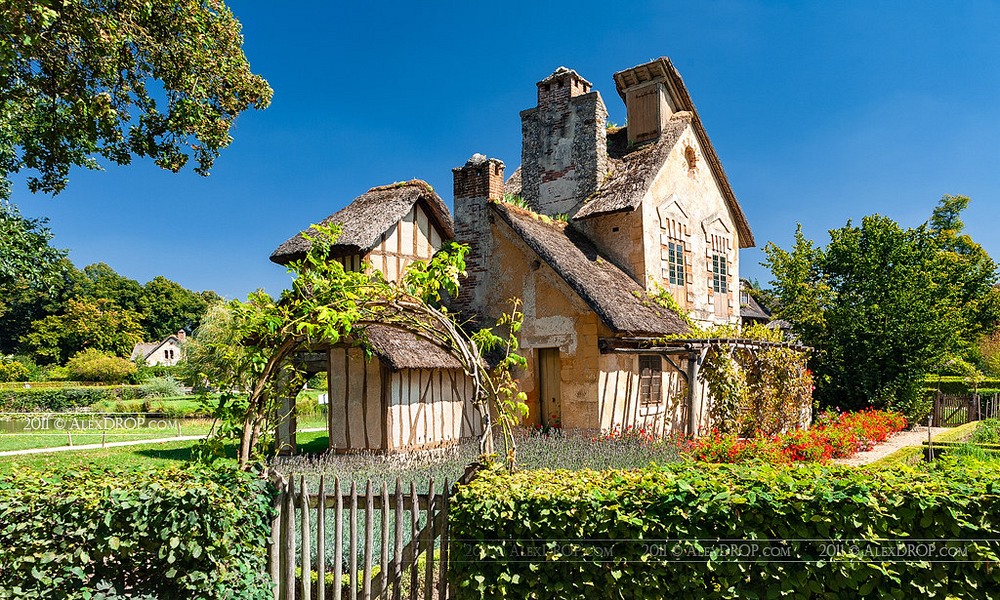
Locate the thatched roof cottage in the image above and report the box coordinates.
[273,57,759,451]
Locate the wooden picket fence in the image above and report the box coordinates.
[270,475,452,600]
[933,393,1000,427]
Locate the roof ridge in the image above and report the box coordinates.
[367,179,435,194]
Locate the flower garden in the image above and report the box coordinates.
[597,408,908,464]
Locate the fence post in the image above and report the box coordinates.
[301,477,312,600]
[318,476,327,600]
[334,477,343,600]
[363,481,374,600]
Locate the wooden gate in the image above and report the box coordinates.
[933,393,1000,427]
[270,475,452,600]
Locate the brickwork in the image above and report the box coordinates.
[452,154,505,317]
[519,67,608,216]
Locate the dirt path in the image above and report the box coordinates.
[0,428,327,457]
[830,426,945,466]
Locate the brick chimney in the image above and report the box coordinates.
[612,58,679,146]
[452,153,505,315]
[519,67,608,216]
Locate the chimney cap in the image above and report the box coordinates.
[454,154,505,171]
[537,66,593,89]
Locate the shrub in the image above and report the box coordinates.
[0,356,30,382]
[972,418,1000,445]
[66,349,138,383]
[0,466,276,599]
[140,375,185,398]
[450,462,1000,599]
[0,385,142,412]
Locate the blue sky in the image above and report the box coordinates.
[12,1,1000,299]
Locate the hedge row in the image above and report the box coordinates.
[0,466,276,600]
[450,462,1000,599]
[924,376,1000,396]
[0,385,144,412]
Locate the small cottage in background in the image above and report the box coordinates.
[270,181,481,452]
[130,330,186,366]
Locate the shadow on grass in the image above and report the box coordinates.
[134,441,240,463]
[296,433,330,456]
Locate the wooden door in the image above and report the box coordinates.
[538,348,562,427]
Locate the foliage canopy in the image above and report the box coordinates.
[764,195,1000,420]
[0,0,272,200]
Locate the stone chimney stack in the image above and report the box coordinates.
[612,58,679,147]
[452,153,505,314]
[519,67,608,216]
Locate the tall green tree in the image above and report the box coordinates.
[764,196,1000,421]
[1,0,272,200]
[22,298,145,364]
[141,276,221,339]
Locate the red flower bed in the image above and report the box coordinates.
[685,409,907,464]
[597,409,908,464]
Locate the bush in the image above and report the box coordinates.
[67,349,138,383]
[140,376,185,398]
[0,356,30,382]
[450,461,1000,599]
[0,385,142,412]
[0,466,276,600]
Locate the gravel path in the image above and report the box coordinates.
[830,426,945,466]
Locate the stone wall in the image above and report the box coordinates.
[519,68,608,216]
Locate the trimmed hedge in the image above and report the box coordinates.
[0,466,276,599]
[0,385,143,412]
[924,376,1000,396]
[450,462,1000,599]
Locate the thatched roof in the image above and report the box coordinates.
[361,323,464,371]
[503,166,522,197]
[574,57,755,249]
[492,202,690,336]
[574,112,691,220]
[270,180,454,264]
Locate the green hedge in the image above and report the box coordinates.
[923,376,1000,396]
[0,466,276,599]
[0,385,143,412]
[450,462,1000,599]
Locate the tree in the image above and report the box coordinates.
[1,0,272,200]
[22,298,145,364]
[764,196,1000,421]
[141,276,221,339]
[0,201,65,288]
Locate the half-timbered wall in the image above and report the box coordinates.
[385,368,480,451]
[328,347,387,451]
[597,353,686,436]
[366,203,443,282]
[327,347,480,452]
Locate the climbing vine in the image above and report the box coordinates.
[192,223,526,468]
[696,324,813,436]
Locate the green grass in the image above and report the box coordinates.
[0,418,217,452]
[0,440,238,473]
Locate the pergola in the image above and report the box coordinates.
[599,337,812,435]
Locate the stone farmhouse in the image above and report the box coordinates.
[130,330,186,366]
[273,57,755,452]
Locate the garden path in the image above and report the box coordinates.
[831,426,944,466]
[0,427,327,457]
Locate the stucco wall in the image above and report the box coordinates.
[146,339,182,366]
[481,220,603,430]
[640,124,741,326]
